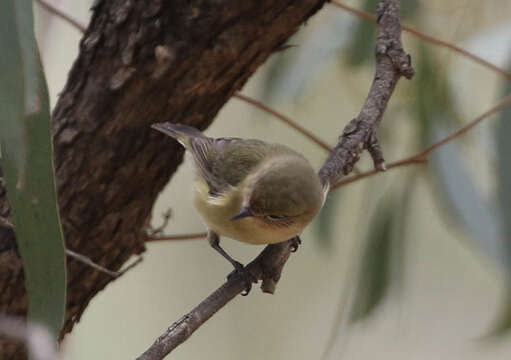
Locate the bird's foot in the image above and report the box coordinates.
[290,236,302,252]
[227,261,257,296]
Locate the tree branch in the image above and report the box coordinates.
[332,93,511,188]
[1,1,332,358]
[136,239,294,360]
[146,232,207,243]
[35,0,86,33]
[233,93,333,152]
[319,0,413,187]
[137,1,413,359]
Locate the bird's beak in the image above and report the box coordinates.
[231,207,253,221]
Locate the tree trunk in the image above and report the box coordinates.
[0,0,326,357]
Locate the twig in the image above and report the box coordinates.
[331,0,511,82]
[146,232,207,242]
[233,93,362,175]
[233,93,332,152]
[136,239,294,360]
[145,209,173,237]
[332,93,511,188]
[137,1,412,359]
[65,249,143,278]
[35,0,86,33]
[319,0,413,187]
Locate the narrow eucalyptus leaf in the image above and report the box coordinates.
[345,0,418,67]
[350,198,395,322]
[262,12,351,102]
[430,124,508,270]
[345,0,378,67]
[0,0,67,351]
[485,292,511,338]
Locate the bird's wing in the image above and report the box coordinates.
[151,122,277,195]
[189,137,271,196]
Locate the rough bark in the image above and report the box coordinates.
[0,0,327,358]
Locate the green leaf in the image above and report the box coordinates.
[345,0,378,67]
[0,0,67,350]
[349,197,395,322]
[430,125,507,268]
[414,44,454,144]
[486,293,511,338]
[414,46,505,267]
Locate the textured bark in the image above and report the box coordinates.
[0,0,327,358]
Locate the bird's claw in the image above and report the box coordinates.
[227,261,257,296]
[290,236,302,252]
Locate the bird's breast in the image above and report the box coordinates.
[192,178,299,245]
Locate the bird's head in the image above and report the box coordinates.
[232,155,324,232]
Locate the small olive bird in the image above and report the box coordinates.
[152,122,325,291]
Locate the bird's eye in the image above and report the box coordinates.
[266,214,286,220]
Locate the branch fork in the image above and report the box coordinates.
[138,1,414,359]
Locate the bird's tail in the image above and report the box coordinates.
[151,122,205,147]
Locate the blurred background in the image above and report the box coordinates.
[34,0,511,359]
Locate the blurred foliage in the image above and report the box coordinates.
[486,55,511,336]
[261,12,349,102]
[415,44,509,272]
[346,0,419,67]
[497,58,511,268]
[262,0,420,102]
[313,191,342,249]
[345,0,379,67]
[349,174,415,322]
[0,0,67,349]
[262,1,511,348]
[414,44,454,143]
[349,197,396,322]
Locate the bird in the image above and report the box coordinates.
[152,122,326,293]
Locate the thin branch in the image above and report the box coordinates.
[233,93,363,175]
[65,249,143,278]
[332,157,426,188]
[145,209,173,237]
[146,232,207,242]
[233,93,332,152]
[331,0,511,82]
[136,239,295,360]
[138,1,412,359]
[319,0,414,186]
[332,93,511,188]
[35,0,86,33]
[417,94,511,155]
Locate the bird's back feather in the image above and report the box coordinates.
[152,122,301,197]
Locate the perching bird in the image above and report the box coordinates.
[152,122,326,292]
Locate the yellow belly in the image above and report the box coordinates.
[193,178,301,245]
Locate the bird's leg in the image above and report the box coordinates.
[207,231,243,270]
[207,231,256,295]
[290,235,302,252]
